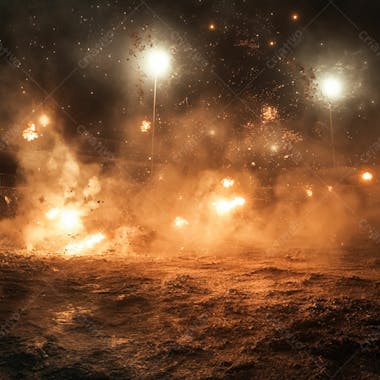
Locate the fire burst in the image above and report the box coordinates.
[174,216,189,229]
[23,123,39,141]
[64,233,105,255]
[140,120,151,133]
[45,208,82,232]
[221,178,234,188]
[213,196,246,215]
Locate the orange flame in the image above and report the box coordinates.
[64,233,105,255]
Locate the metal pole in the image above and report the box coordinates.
[150,76,157,174]
[329,103,336,168]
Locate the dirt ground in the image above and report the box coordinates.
[0,247,379,379]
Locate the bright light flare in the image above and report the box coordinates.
[140,120,151,133]
[23,123,39,141]
[213,196,246,215]
[64,233,105,255]
[209,23,216,31]
[321,76,343,100]
[361,171,374,182]
[221,178,234,188]
[39,114,50,127]
[146,49,170,78]
[174,216,189,229]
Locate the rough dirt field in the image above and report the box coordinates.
[0,247,379,380]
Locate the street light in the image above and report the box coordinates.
[320,75,344,168]
[145,49,171,174]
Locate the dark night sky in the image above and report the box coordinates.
[1,0,380,173]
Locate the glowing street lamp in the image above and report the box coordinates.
[145,49,171,174]
[320,75,344,168]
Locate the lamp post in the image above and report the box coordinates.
[146,49,170,174]
[321,76,343,168]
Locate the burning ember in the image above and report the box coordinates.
[140,120,152,133]
[221,178,234,188]
[64,233,105,255]
[361,171,374,182]
[212,196,246,215]
[22,123,39,141]
[174,216,189,229]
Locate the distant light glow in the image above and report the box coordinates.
[146,49,170,78]
[209,23,216,31]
